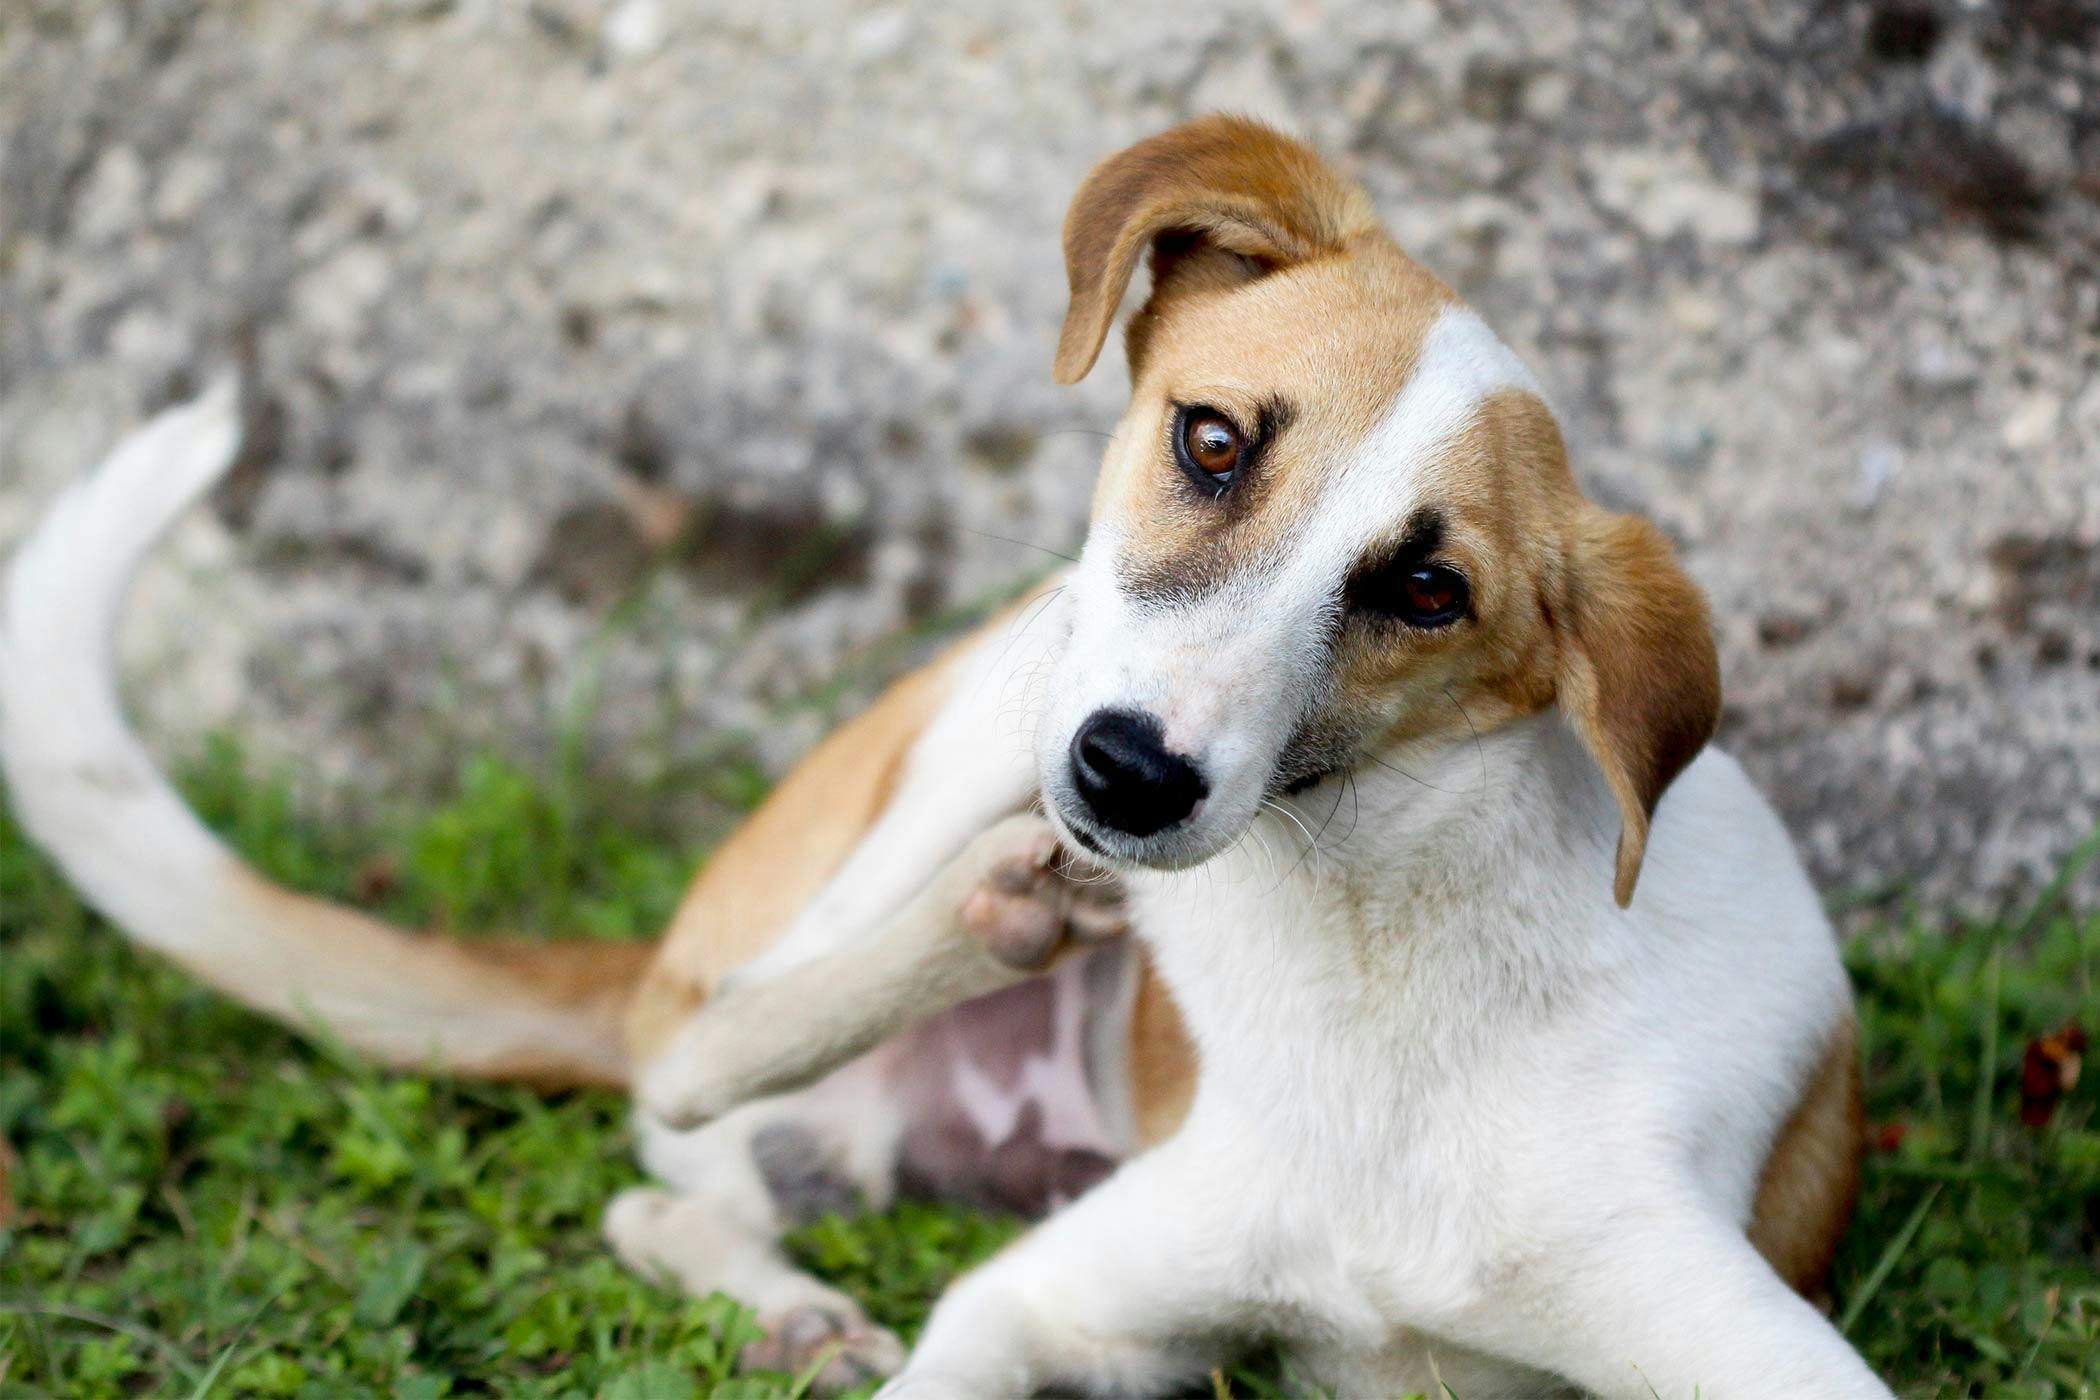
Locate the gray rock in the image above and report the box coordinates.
[2,0,2096,911]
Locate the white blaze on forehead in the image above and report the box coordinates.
[1287,304,1544,586]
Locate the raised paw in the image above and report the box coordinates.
[960,819,1126,971]
[744,1303,907,1394]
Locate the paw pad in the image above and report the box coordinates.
[962,833,1125,970]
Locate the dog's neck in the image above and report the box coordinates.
[1121,710,1631,1121]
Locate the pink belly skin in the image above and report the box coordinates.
[884,947,1130,1215]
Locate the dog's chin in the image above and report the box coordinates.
[1039,796,1241,873]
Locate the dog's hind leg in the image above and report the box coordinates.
[608,1058,911,1392]
[638,814,1126,1132]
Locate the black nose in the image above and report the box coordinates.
[1069,709,1208,838]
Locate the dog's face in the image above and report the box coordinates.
[1035,118,1721,905]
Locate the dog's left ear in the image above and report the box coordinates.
[1554,507,1722,908]
[1054,115,1378,384]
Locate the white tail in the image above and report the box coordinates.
[0,383,649,1086]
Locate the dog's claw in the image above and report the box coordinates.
[744,1303,907,1393]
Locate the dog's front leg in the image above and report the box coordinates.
[876,1140,1250,1399]
[1476,1203,1894,1400]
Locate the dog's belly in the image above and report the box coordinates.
[884,946,1131,1215]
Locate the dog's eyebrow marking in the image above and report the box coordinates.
[1382,508,1444,563]
[1252,398,1296,446]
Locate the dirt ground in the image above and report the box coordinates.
[3,0,2095,910]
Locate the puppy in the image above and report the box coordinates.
[0,117,1889,1398]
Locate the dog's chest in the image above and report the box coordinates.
[1121,849,1565,1302]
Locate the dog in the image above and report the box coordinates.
[0,117,1892,1397]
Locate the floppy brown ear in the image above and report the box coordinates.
[1054,115,1378,384]
[1554,508,1722,908]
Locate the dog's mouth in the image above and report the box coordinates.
[1038,788,1238,873]
[1043,747,1361,872]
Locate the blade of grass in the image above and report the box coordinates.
[1839,1184,1942,1336]
[2009,1289,2058,1386]
[1967,945,2002,1163]
[0,1300,203,1389]
[185,1281,290,1400]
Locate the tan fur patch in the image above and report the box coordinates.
[623,651,961,1063]
[1299,385,1721,911]
[1749,1015,1866,1299]
[223,872,651,1088]
[1127,959,1198,1147]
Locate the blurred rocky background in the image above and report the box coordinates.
[2,0,2095,911]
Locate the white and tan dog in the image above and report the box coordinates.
[0,118,1890,1397]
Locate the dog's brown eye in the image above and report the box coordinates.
[1349,559,1470,628]
[1401,569,1459,619]
[1177,408,1242,490]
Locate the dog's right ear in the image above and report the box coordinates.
[1054,115,1379,384]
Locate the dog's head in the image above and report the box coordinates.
[1036,116,1720,906]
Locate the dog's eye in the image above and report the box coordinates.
[1398,567,1466,624]
[1352,562,1470,628]
[1175,407,1243,492]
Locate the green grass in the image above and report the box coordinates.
[1,741,2095,1398]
